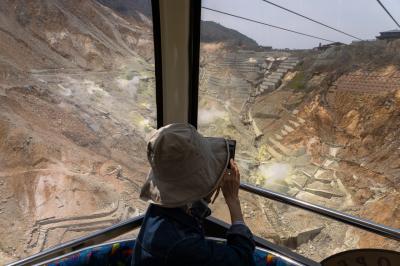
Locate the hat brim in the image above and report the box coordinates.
[140,137,229,207]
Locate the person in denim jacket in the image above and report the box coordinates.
[132,123,255,266]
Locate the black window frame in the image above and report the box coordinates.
[152,0,201,129]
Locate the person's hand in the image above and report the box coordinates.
[221,159,240,202]
[221,159,244,223]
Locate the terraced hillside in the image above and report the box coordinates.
[1,0,399,264]
[199,41,400,261]
[0,1,154,264]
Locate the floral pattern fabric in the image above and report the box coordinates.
[44,240,297,266]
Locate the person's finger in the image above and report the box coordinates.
[230,159,236,171]
[232,164,237,178]
[233,159,239,169]
[233,161,240,182]
[232,160,239,176]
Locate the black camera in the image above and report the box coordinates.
[227,139,236,169]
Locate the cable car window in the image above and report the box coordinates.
[198,0,400,261]
[0,0,155,263]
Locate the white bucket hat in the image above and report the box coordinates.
[140,123,229,207]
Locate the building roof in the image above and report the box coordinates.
[380,29,400,33]
[377,29,400,40]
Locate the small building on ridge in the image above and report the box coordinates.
[376,29,400,40]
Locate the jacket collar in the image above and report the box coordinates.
[150,201,211,230]
[188,199,212,221]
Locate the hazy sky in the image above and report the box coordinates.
[202,0,400,49]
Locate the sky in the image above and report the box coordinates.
[202,0,400,49]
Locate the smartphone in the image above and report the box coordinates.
[227,139,236,169]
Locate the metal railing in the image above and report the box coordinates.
[7,182,400,266]
[7,216,145,266]
[240,183,400,241]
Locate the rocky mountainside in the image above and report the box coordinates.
[0,0,153,75]
[0,1,262,264]
[198,40,400,260]
[97,0,152,19]
[1,0,399,264]
[201,21,259,49]
[0,1,155,264]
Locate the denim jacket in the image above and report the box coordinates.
[132,202,256,266]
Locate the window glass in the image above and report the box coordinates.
[211,192,400,262]
[200,0,400,260]
[0,0,155,263]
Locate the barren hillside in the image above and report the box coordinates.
[1,0,399,264]
[0,1,267,264]
[199,41,400,260]
[0,0,155,264]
